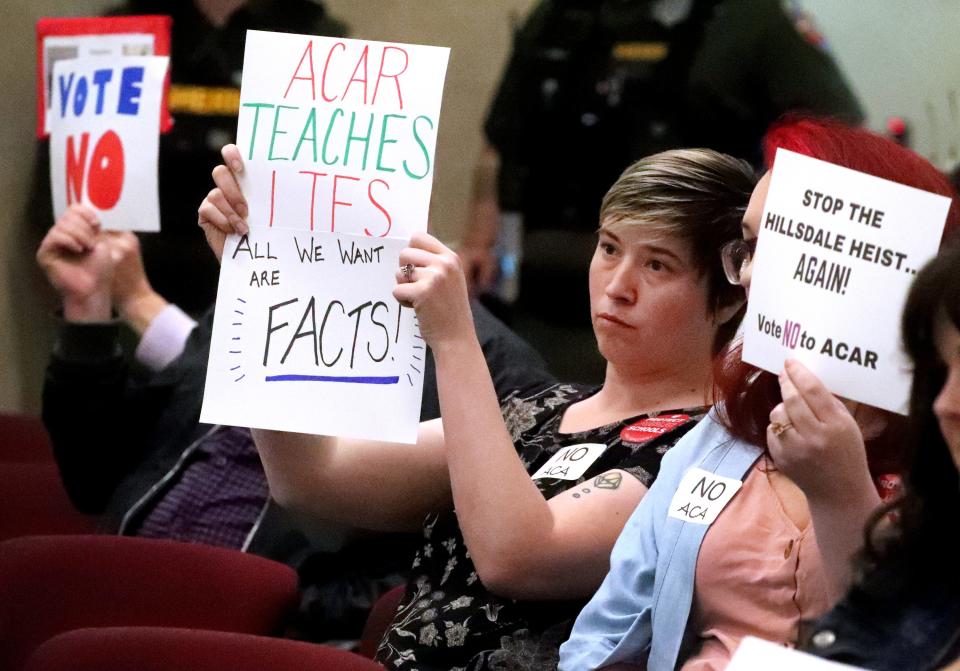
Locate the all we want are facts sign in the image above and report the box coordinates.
[743,149,950,414]
[201,30,449,443]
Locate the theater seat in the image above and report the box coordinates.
[22,627,385,671]
[0,463,99,541]
[0,413,53,463]
[358,584,405,659]
[0,536,299,670]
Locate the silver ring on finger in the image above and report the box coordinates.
[401,263,415,282]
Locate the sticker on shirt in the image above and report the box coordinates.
[667,467,743,525]
[620,414,691,445]
[876,473,902,503]
[531,443,608,481]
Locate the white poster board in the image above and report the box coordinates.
[743,149,950,414]
[203,230,425,440]
[201,31,449,443]
[42,33,156,135]
[727,637,865,671]
[48,55,168,232]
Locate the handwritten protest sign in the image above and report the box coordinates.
[201,31,449,442]
[48,56,168,232]
[202,230,425,440]
[727,637,865,671]
[743,149,950,414]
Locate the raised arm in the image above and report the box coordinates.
[767,359,882,602]
[251,422,452,532]
[198,148,453,533]
[394,234,648,600]
[106,232,169,337]
[37,206,167,512]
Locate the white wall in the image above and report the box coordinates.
[799,0,960,170]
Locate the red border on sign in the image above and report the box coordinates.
[36,15,173,138]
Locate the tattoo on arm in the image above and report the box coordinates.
[570,472,623,499]
[594,472,622,489]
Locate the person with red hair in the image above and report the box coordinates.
[559,117,960,671]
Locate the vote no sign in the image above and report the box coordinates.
[49,56,168,231]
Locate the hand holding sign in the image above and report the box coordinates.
[393,233,475,351]
[37,204,112,321]
[766,360,868,501]
[198,144,251,262]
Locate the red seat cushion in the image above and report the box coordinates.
[0,536,298,670]
[0,463,98,541]
[358,584,405,659]
[23,627,385,671]
[0,413,53,463]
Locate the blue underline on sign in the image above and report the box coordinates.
[265,374,400,385]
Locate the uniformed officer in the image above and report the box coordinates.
[459,0,863,380]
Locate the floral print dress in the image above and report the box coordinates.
[375,383,707,670]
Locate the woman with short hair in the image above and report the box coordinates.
[560,117,960,671]
[199,145,755,669]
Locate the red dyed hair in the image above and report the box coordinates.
[714,116,960,475]
[764,117,960,234]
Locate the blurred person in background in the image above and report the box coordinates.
[459,0,864,382]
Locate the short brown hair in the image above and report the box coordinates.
[600,148,757,352]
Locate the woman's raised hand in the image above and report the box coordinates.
[197,144,249,262]
[767,359,871,502]
[393,232,475,352]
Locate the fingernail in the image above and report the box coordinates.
[237,203,248,219]
[229,214,249,236]
[231,160,243,174]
